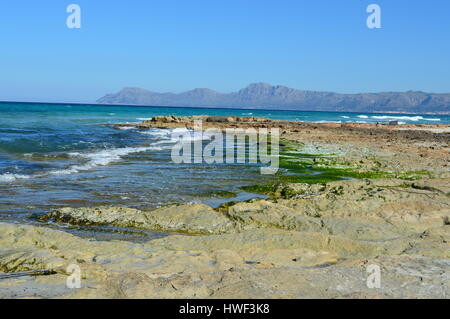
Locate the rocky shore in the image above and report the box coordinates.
[1,116,449,299]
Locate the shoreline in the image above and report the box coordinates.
[0,115,449,299]
[114,115,450,132]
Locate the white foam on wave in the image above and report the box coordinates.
[136,117,153,121]
[150,134,210,146]
[314,120,342,124]
[140,128,212,143]
[139,128,172,137]
[370,115,440,122]
[0,142,173,183]
[50,145,167,176]
[371,115,424,121]
[424,118,441,121]
[0,126,236,183]
[0,173,31,183]
[357,115,369,119]
[341,116,350,119]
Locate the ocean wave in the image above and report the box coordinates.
[357,115,369,119]
[341,116,350,119]
[314,120,342,124]
[369,115,441,122]
[50,145,165,176]
[371,115,424,121]
[424,118,441,121]
[139,128,212,142]
[139,128,172,137]
[0,173,31,183]
[0,143,171,182]
[136,117,153,121]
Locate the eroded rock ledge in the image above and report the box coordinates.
[40,203,235,235]
[1,177,448,298]
[40,178,450,243]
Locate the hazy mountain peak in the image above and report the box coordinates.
[97,83,450,114]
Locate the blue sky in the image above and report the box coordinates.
[0,0,449,103]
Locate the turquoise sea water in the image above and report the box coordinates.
[0,102,448,239]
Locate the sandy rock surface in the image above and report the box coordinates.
[1,117,449,299]
[1,177,448,298]
[41,203,234,235]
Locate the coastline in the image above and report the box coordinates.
[0,116,449,298]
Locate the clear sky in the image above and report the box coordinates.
[0,0,449,103]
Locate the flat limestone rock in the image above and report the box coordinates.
[149,228,385,259]
[274,178,450,240]
[227,200,325,232]
[41,203,235,235]
[68,254,450,299]
[1,223,449,298]
[143,204,235,234]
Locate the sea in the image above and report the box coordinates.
[0,102,448,240]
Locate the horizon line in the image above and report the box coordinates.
[1,100,449,116]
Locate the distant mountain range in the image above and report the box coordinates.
[97,83,450,114]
